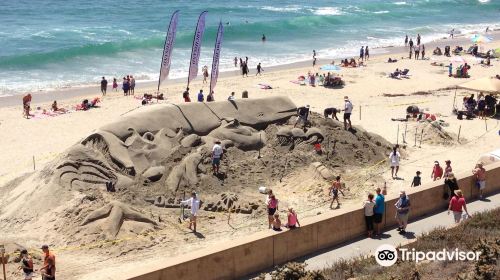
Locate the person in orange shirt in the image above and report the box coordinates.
[38,245,55,278]
[472,162,486,199]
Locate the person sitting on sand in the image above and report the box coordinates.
[272,213,282,231]
[349,58,357,67]
[388,58,397,63]
[207,91,215,102]
[285,208,300,229]
[51,100,67,113]
[433,47,442,55]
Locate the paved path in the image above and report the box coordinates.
[302,192,500,271]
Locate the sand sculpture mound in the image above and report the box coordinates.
[0,96,392,244]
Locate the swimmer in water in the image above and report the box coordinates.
[262,34,266,42]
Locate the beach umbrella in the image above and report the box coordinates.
[450,56,466,64]
[471,34,492,44]
[458,77,500,93]
[320,65,341,71]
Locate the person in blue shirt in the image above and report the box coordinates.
[374,185,385,236]
[197,89,204,102]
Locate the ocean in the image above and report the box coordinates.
[0,0,498,97]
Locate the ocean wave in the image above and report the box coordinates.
[261,5,302,13]
[393,2,407,5]
[309,7,344,16]
[373,10,390,14]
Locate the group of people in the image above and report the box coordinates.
[234,56,252,77]
[404,34,426,60]
[321,96,353,130]
[266,190,301,231]
[16,245,55,280]
[461,92,497,119]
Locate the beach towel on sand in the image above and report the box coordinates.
[258,83,273,89]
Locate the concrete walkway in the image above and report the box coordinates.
[302,192,500,271]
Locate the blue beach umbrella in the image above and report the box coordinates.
[320,65,341,71]
[471,34,492,44]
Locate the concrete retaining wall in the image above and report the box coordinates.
[125,161,500,280]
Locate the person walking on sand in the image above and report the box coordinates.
[112,77,118,91]
[19,249,34,280]
[448,190,470,223]
[472,162,486,199]
[211,140,223,175]
[421,44,425,60]
[431,161,443,181]
[181,191,200,232]
[313,57,317,67]
[404,35,408,47]
[417,34,421,45]
[22,93,32,119]
[100,76,108,96]
[122,77,129,96]
[414,44,420,60]
[374,186,385,236]
[203,65,209,83]
[359,46,364,61]
[234,57,238,67]
[285,207,300,229]
[363,193,376,238]
[267,194,279,229]
[256,63,263,76]
[409,38,413,50]
[365,46,369,60]
[329,176,344,208]
[389,146,401,179]
[395,190,410,234]
[450,28,454,39]
[343,96,353,130]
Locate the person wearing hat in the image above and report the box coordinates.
[18,249,34,280]
[448,190,470,223]
[444,172,459,199]
[38,245,55,279]
[181,191,201,233]
[342,96,353,130]
[211,140,223,175]
[431,161,443,181]
[472,162,486,199]
[294,105,310,129]
[395,190,410,234]
[444,160,453,178]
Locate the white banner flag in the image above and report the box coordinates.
[187,11,208,86]
[209,22,224,95]
[158,10,180,91]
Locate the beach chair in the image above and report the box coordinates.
[390,71,400,79]
[400,69,410,78]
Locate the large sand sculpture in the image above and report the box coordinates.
[0,96,392,243]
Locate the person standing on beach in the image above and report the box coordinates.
[234,57,238,67]
[100,77,108,95]
[122,77,129,96]
[409,38,413,49]
[417,34,421,45]
[404,35,408,47]
[112,78,118,91]
[343,96,353,130]
[414,44,420,60]
[183,87,191,102]
[22,93,32,119]
[256,63,263,76]
[202,66,209,84]
[38,245,55,279]
[19,249,34,280]
[267,194,278,229]
[450,28,454,39]
[374,186,385,236]
[181,191,200,232]
[472,162,486,199]
[313,49,316,59]
[360,46,364,61]
[212,140,223,175]
[421,44,425,60]
[448,63,453,77]
[409,46,413,59]
[365,46,369,60]
[389,146,401,179]
[130,75,135,95]
[329,176,343,209]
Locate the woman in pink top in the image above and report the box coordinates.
[448,190,470,223]
[431,161,443,181]
[267,195,279,229]
[286,207,300,229]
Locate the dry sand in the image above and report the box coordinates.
[0,33,499,280]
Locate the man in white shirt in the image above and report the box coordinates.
[343,96,353,130]
[212,140,223,175]
[181,192,200,233]
[228,92,235,101]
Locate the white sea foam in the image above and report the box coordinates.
[373,10,390,14]
[261,6,302,13]
[393,2,407,5]
[310,7,344,16]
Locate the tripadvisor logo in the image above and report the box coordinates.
[375,244,481,267]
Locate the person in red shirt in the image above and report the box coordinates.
[431,161,443,181]
[448,190,470,223]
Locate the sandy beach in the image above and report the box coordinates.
[0,31,499,279]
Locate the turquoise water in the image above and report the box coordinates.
[0,0,498,96]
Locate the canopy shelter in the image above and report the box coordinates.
[458,77,500,93]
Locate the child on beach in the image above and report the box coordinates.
[411,171,422,187]
[272,213,282,231]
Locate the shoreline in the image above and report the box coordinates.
[0,30,498,109]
